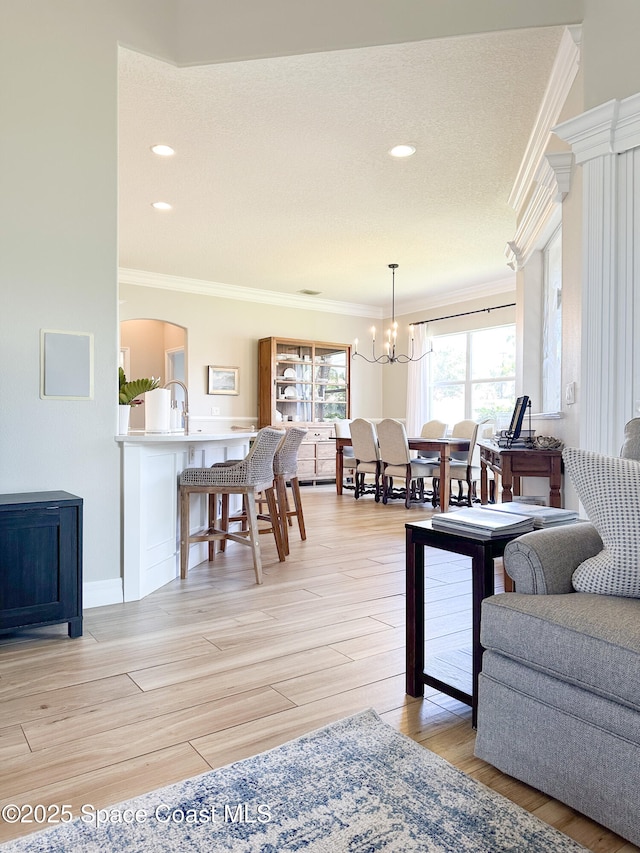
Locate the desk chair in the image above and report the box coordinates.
[179,427,285,584]
[349,419,381,501]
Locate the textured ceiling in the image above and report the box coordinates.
[118,27,564,311]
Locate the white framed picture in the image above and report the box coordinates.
[207,365,239,395]
[40,329,94,400]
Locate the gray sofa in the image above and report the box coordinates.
[475,521,640,847]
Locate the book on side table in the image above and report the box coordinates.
[431,507,535,538]
[479,501,578,528]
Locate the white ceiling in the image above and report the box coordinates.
[118,26,564,312]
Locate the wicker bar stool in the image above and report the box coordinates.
[273,427,308,556]
[179,427,285,584]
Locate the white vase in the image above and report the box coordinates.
[118,405,131,435]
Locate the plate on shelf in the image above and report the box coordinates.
[283,367,296,380]
[283,387,297,399]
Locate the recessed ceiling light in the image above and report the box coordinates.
[151,201,172,210]
[389,144,416,158]
[297,289,322,296]
[151,144,175,156]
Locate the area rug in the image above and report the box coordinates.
[3,709,586,852]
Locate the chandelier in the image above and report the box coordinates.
[353,264,432,364]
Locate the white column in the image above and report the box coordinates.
[555,94,640,455]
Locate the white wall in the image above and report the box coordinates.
[582,0,640,109]
[0,1,176,584]
[119,283,383,426]
[173,0,583,66]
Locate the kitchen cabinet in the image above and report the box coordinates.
[0,491,83,637]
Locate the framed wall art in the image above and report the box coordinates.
[40,329,94,400]
[207,365,239,395]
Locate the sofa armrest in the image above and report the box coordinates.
[503,522,603,594]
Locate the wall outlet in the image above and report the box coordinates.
[211,406,220,416]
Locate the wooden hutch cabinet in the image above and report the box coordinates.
[258,337,351,482]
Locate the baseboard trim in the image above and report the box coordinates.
[83,578,124,609]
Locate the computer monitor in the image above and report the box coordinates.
[507,395,530,442]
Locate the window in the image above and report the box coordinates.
[542,225,562,413]
[429,325,516,427]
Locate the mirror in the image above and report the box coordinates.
[120,319,187,430]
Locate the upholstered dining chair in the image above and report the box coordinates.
[417,419,448,462]
[179,427,285,584]
[376,418,433,509]
[349,418,381,501]
[430,419,485,507]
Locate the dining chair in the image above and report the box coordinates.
[376,418,433,509]
[179,427,285,584]
[417,419,448,462]
[349,418,381,501]
[431,419,485,507]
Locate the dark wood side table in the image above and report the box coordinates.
[478,439,564,508]
[405,518,523,726]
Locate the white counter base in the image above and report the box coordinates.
[117,432,255,601]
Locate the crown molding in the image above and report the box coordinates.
[508,25,581,216]
[553,91,640,163]
[505,152,573,270]
[396,276,516,318]
[119,268,382,319]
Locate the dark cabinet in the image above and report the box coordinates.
[0,491,83,638]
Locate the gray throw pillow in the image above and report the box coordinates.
[563,446,640,597]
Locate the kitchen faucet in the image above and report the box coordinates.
[163,380,189,435]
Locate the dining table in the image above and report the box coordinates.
[334,435,470,512]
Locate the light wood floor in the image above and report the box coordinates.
[0,485,636,851]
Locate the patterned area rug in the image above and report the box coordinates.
[4,709,586,852]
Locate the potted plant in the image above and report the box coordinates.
[118,368,160,433]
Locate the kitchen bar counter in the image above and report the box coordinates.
[115,430,256,443]
[116,431,256,600]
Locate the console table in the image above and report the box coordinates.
[405,518,523,726]
[478,439,564,508]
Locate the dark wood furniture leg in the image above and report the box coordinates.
[550,455,562,507]
[501,455,513,501]
[405,527,425,697]
[336,444,344,495]
[470,541,495,725]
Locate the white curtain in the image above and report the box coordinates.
[405,324,431,437]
